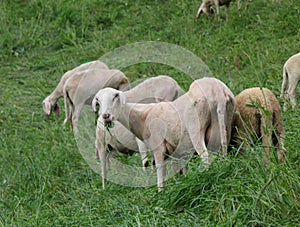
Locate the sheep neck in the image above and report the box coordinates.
[46,89,62,105]
[118,103,152,141]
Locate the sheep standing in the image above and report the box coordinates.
[196,0,249,21]
[280,52,300,111]
[231,87,285,160]
[92,75,181,189]
[42,60,108,115]
[93,77,235,191]
[63,69,130,134]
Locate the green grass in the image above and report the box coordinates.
[1,0,300,225]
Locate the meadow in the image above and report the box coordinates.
[0,0,299,225]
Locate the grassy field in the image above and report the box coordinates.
[1,0,299,226]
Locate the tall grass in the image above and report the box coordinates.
[0,0,299,225]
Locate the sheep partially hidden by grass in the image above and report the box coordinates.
[92,75,181,189]
[93,77,235,191]
[280,52,300,111]
[231,87,285,160]
[42,60,108,116]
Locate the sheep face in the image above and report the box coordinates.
[92,88,126,127]
[196,2,214,18]
[42,96,60,115]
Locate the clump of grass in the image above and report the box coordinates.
[153,149,300,225]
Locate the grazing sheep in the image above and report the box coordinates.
[231,87,285,160]
[92,75,181,189]
[63,69,130,134]
[280,52,300,111]
[42,60,108,116]
[93,77,235,191]
[196,0,249,21]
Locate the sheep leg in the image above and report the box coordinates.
[190,128,209,165]
[72,103,84,135]
[215,0,221,21]
[280,67,289,111]
[217,107,228,157]
[225,3,230,21]
[246,0,250,9]
[153,145,166,192]
[261,114,273,155]
[237,0,241,11]
[136,138,149,171]
[63,94,72,125]
[287,80,298,109]
[273,109,286,160]
[100,146,108,190]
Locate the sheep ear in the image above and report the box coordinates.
[118,78,130,91]
[119,92,126,105]
[92,97,99,112]
[196,8,203,18]
[42,100,52,115]
[53,103,60,115]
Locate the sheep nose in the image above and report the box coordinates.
[102,113,110,120]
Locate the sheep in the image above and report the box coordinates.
[92,75,182,189]
[231,87,285,160]
[196,0,249,21]
[93,77,235,191]
[280,52,300,111]
[63,68,130,134]
[42,60,108,116]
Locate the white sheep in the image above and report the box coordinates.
[42,60,108,115]
[92,75,181,189]
[93,77,235,191]
[196,0,249,21]
[231,87,285,160]
[63,68,130,134]
[280,52,300,111]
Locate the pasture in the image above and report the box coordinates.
[0,0,299,225]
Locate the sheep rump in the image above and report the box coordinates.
[280,52,300,111]
[231,87,285,160]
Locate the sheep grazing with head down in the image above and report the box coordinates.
[231,87,285,160]
[280,52,300,111]
[63,68,130,134]
[92,75,182,189]
[93,77,235,191]
[42,60,108,116]
[196,0,249,21]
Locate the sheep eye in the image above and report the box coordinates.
[113,93,119,101]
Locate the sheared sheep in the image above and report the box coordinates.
[63,68,130,134]
[92,75,181,189]
[196,0,249,21]
[42,60,108,115]
[231,87,285,160]
[93,77,235,191]
[280,52,300,111]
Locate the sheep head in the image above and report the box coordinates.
[92,87,126,128]
[196,2,214,19]
[42,96,60,115]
